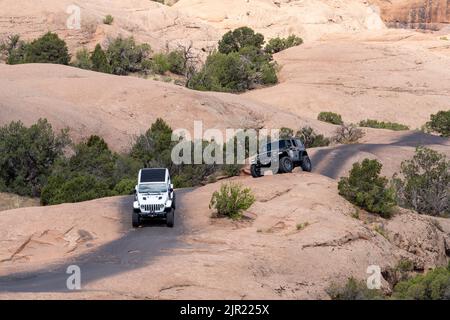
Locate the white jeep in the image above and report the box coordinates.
[132,168,176,228]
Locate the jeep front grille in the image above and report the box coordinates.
[141,204,164,212]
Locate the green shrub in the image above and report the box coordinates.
[333,124,365,144]
[317,112,344,125]
[106,36,151,75]
[279,127,294,139]
[359,119,409,131]
[209,182,255,220]
[338,159,396,218]
[91,44,111,73]
[392,266,450,300]
[0,119,69,197]
[295,126,330,148]
[152,53,171,75]
[1,34,27,64]
[188,51,251,92]
[41,174,111,205]
[425,110,450,137]
[112,178,136,195]
[167,50,186,75]
[393,147,449,216]
[73,48,93,70]
[103,15,114,25]
[5,32,70,65]
[218,27,264,54]
[327,278,384,300]
[189,27,278,92]
[264,35,303,54]
[41,135,138,205]
[25,32,70,65]
[222,164,243,177]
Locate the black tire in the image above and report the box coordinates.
[301,155,312,172]
[166,209,175,228]
[280,156,294,173]
[132,211,141,228]
[250,164,262,178]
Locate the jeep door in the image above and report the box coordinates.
[290,139,302,162]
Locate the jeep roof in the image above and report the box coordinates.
[138,168,169,184]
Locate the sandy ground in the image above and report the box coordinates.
[0,173,448,299]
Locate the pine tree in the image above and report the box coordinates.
[90,44,111,74]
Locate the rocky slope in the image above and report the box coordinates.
[0,174,448,299]
[370,0,450,30]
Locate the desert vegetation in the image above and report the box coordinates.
[338,159,396,218]
[359,119,409,131]
[329,262,450,300]
[209,182,255,220]
[0,32,70,65]
[425,110,450,137]
[317,112,344,125]
[393,147,449,217]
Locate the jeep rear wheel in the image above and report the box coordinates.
[166,209,175,228]
[250,164,262,178]
[280,156,294,173]
[301,155,312,172]
[132,211,141,228]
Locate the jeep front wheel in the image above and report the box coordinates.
[250,164,262,178]
[301,155,312,172]
[132,211,141,228]
[280,156,294,173]
[166,209,175,228]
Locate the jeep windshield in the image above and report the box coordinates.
[261,140,288,152]
[138,183,167,194]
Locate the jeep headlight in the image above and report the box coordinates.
[165,199,173,208]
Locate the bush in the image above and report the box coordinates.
[41,135,139,205]
[91,44,111,73]
[222,164,243,177]
[0,119,69,197]
[151,53,171,75]
[190,27,277,92]
[24,32,70,65]
[425,110,450,137]
[327,278,384,300]
[338,159,396,218]
[317,112,343,125]
[393,147,449,216]
[218,27,264,54]
[73,48,93,70]
[167,50,186,75]
[106,37,151,75]
[392,265,450,300]
[264,35,303,54]
[41,174,111,205]
[359,119,409,131]
[295,127,330,148]
[333,124,365,144]
[103,15,114,25]
[4,33,70,65]
[112,178,136,195]
[0,34,27,64]
[279,127,294,139]
[188,51,251,92]
[209,182,255,220]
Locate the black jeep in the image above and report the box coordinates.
[250,138,312,178]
